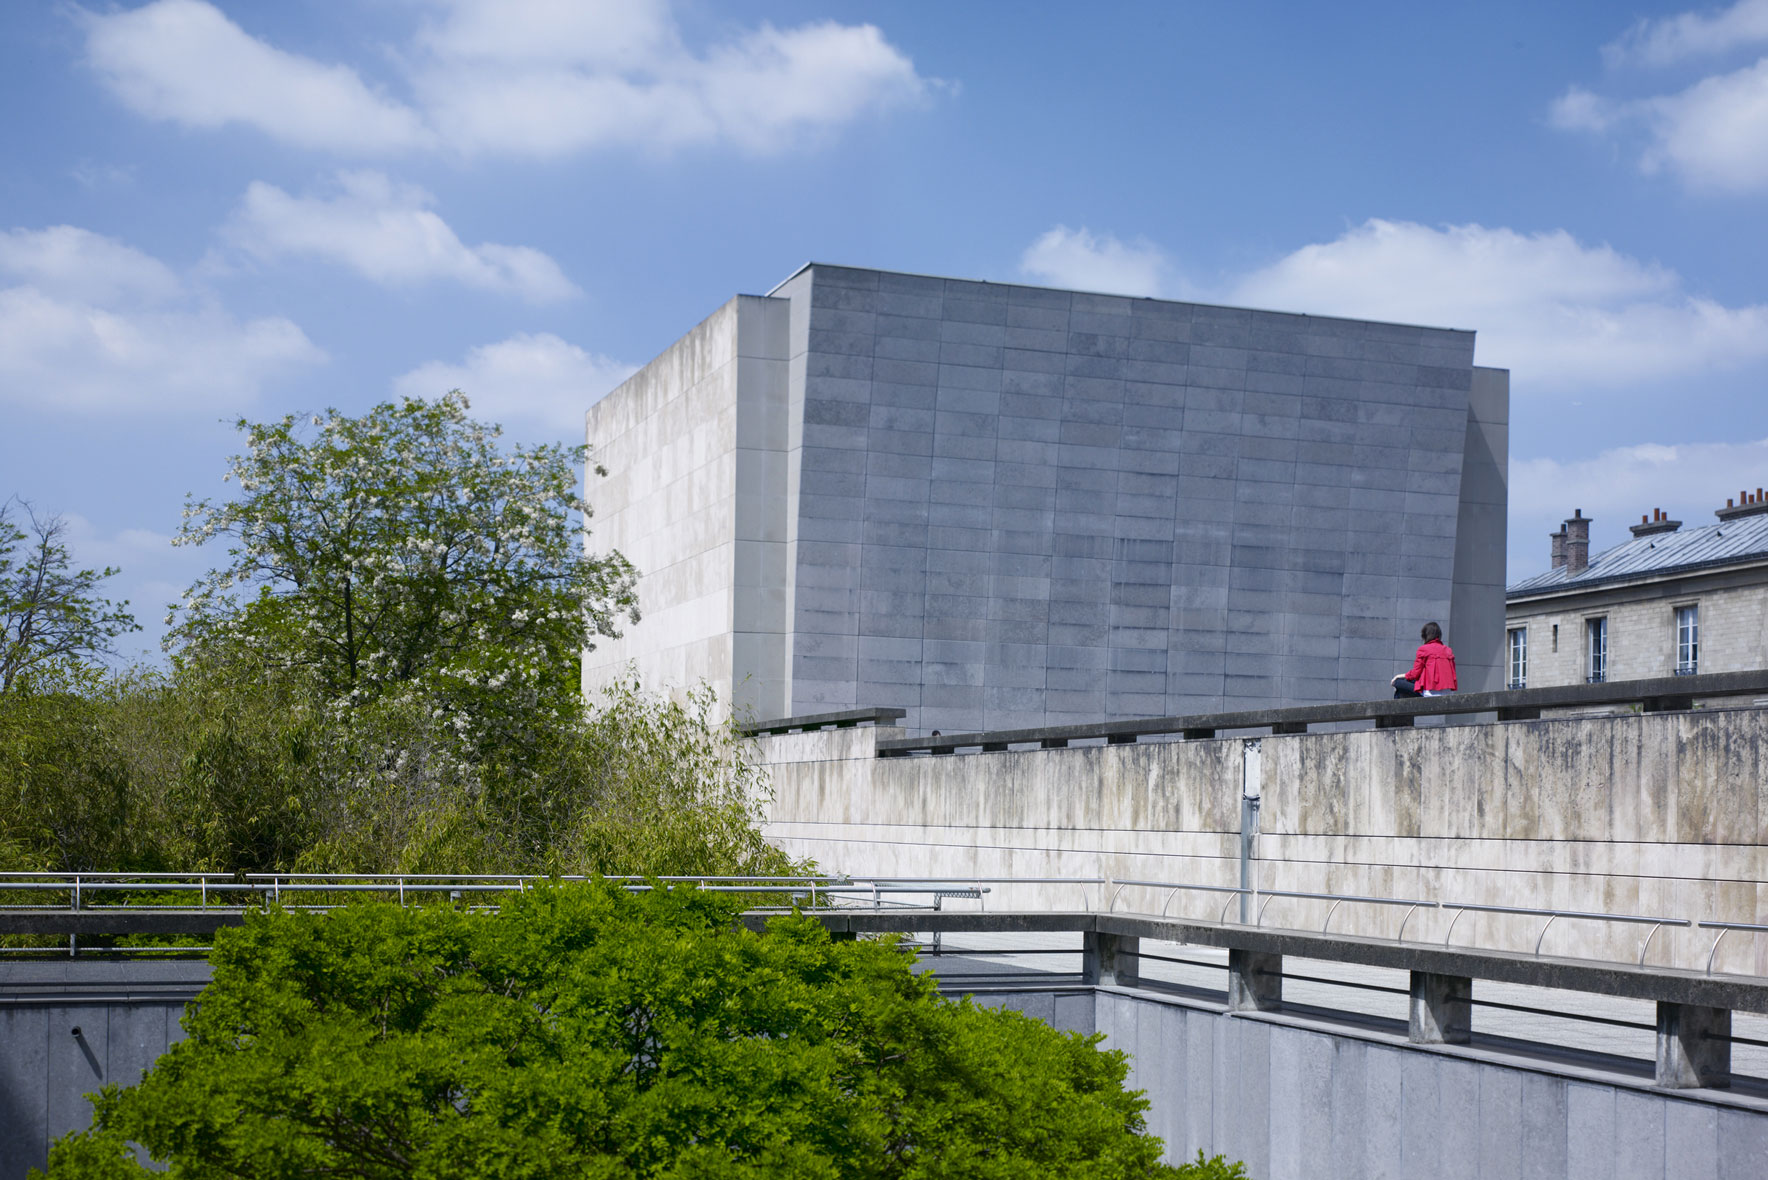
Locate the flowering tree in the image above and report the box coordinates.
[169,393,637,737]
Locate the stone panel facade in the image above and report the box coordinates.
[586,264,1510,733]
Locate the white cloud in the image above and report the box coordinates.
[223,172,578,302]
[57,512,176,576]
[1603,0,1768,68]
[1552,59,1768,192]
[393,333,636,435]
[80,0,934,158]
[1019,226,1167,298]
[1510,438,1768,578]
[1226,219,1768,387]
[0,225,181,305]
[1556,3,1768,193]
[412,6,931,157]
[81,0,430,154]
[0,225,322,413]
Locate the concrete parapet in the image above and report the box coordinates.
[759,703,1768,971]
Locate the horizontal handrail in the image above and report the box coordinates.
[4,873,1762,975]
[1442,901,1690,927]
[850,668,1768,755]
[0,871,235,880]
[1697,920,1768,933]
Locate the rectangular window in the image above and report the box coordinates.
[1676,604,1699,675]
[1586,617,1607,684]
[1507,627,1527,689]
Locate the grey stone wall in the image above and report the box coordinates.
[1081,989,1768,1179]
[583,264,1510,734]
[767,265,1507,733]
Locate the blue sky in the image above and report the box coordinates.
[5,0,1768,665]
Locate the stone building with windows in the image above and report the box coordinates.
[583,262,1510,734]
[1504,490,1768,689]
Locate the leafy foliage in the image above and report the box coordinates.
[1,393,789,880]
[169,391,637,741]
[0,499,138,694]
[41,884,1202,1179]
[0,668,792,879]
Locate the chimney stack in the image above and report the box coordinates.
[1550,525,1567,569]
[1563,509,1590,574]
[1715,486,1768,521]
[1629,506,1682,538]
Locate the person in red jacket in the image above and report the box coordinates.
[1392,621,1457,697]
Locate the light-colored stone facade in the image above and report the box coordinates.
[581,296,793,717]
[1507,565,1768,689]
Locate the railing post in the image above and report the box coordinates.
[1082,931,1140,988]
[1227,948,1281,1012]
[1409,971,1472,1044]
[1656,1002,1730,1088]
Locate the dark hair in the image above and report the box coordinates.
[1421,621,1442,642]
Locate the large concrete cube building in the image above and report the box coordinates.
[583,264,1508,734]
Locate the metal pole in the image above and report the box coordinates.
[1240,740,1261,924]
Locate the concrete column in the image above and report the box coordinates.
[1082,932,1139,988]
[1228,949,1281,1012]
[1656,1002,1730,1088]
[1409,971,1471,1044]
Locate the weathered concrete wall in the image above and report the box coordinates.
[1009,987,1768,1179]
[760,706,1768,972]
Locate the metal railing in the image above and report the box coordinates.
[2,871,1764,976]
[1105,879,1701,967]
[0,873,999,917]
[1700,920,1768,975]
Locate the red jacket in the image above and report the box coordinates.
[1406,640,1457,691]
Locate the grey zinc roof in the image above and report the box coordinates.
[1507,510,1768,597]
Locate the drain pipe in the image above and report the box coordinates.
[1240,739,1262,924]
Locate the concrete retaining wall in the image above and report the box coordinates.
[0,961,207,1178]
[759,705,1768,972]
[981,987,1768,1179]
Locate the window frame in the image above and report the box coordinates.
[1507,626,1527,689]
[1585,616,1608,684]
[1674,603,1699,676]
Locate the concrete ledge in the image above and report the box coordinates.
[0,959,211,1004]
[866,669,1768,753]
[741,707,907,735]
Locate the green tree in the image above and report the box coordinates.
[0,499,138,694]
[169,392,637,740]
[41,885,1231,1179]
